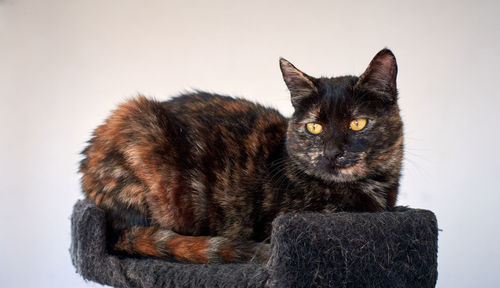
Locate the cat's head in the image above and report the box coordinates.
[280,49,403,183]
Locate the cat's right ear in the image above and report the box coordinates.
[280,58,318,108]
[355,49,398,102]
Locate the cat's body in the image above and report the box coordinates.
[80,49,403,263]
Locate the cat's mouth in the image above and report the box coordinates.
[316,156,368,182]
[291,153,368,183]
[336,161,366,177]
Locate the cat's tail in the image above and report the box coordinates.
[113,226,270,263]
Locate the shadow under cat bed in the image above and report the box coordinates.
[70,200,437,288]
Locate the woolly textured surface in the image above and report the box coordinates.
[70,200,438,288]
[267,210,438,288]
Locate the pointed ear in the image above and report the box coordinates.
[280,58,318,108]
[356,49,398,101]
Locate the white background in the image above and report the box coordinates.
[1,0,499,287]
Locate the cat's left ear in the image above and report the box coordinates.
[356,49,398,101]
[280,58,318,108]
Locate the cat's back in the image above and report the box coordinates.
[165,92,286,134]
[82,92,287,168]
[80,92,288,234]
[167,92,288,174]
[161,92,288,159]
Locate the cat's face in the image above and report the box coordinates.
[281,49,403,182]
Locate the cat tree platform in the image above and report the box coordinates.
[70,200,438,288]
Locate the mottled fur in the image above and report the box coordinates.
[79,49,403,263]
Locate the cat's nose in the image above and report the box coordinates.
[324,147,342,161]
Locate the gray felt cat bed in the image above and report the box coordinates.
[70,200,438,288]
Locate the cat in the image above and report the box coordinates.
[79,48,403,263]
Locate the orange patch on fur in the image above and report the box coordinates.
[133,232,163,257]
[224,102,246,112]
[88,190,97,200]
[103,179,117,192]
[165,236,210,263]
[119,184,147,210]
[218,247,235,262]
[88,147,107,170]
[339,161,365,175]
[81,174,96,194]
[95,193,104,205]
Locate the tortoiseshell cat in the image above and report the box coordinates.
[80,49,403,263]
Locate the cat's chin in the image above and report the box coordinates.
[315,161,368,183]
[289,152,368,183]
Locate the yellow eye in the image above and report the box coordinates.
[349,118,367,131]
[306,122,323,134]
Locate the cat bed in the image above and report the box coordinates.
[70,200,438,288]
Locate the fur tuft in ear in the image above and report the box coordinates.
[279,58,317,108]
[356,49,398,101]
